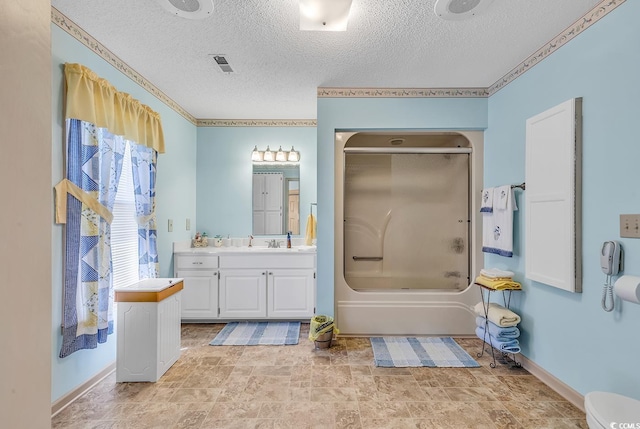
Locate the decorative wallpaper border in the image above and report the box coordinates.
[51,7,198,125]
[487,0,625,95]
[197,119,317,127]
[53,0,624,120]
[317,87,488,98]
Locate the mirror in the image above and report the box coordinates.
[252,164,300,235]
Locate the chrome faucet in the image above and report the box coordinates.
[266,239,279,248]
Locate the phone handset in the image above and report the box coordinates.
[601,241,622,312]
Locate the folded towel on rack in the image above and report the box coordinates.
[480,188,494,213]
[480,268,515,279]
[474,275,522,290]
[482,186,518,257]
[475,326,521,353]
[304,213,316,246]
[475,316,520,339]
[473,302,521,327]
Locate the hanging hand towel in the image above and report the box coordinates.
[304,213,316,246]
[482,186,518,257]
[480,188,494,213]
[495,185,511,210]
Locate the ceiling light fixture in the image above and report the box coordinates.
[434,0,494,21]
[158,0,214,20]
[299,0,353,31]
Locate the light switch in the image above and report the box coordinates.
[186,218,191,231]
[168,219,173,232]
[620,214,640,238]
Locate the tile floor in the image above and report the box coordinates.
[52,323,587,429]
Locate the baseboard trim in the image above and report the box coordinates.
[518,354,585,412]
[51,362,116,417]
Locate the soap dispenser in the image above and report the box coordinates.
[287,231,292,248]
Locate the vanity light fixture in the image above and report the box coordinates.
[287,146,300,162]
[263,146,275,162]
[299,0,353,31]
[252,145,300,164]
[251,145,263,162]
[275,146,287,162]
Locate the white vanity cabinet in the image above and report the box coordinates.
[173,254,219,319]
[219,253,316,319]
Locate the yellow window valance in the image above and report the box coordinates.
[64,63,165,153]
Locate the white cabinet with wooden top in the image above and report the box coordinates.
[114,278,183,382]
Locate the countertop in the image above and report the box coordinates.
[173,242,317,255]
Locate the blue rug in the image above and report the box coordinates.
[370,337,480,367]
[209,322,300,346]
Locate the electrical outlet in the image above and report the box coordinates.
[168,219,173,232]
[186,218,191,231]
[620,214,640,238]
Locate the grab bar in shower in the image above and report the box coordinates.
[352,256,383,261]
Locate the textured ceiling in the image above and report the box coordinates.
[51,0,603,120]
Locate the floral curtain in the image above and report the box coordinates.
[131,144,159,279]
[56,63,164,357]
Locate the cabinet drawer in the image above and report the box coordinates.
[220,254,315,269]
[175,255,219,269]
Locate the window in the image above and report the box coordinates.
[111,142,139,289]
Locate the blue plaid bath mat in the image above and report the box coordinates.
[370,336,480,367]
[209,321,300,346]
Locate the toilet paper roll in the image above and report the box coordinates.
[614,275,640,304]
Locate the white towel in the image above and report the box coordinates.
[482,186,518,257]
[495,185,511,210]
[473,302,521,327]
[480,268,515,279]
[480,188,494,213]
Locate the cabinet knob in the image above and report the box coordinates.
[262,272,266,275]
[269,272,273,275]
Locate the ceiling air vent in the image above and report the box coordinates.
[434,0,494,21]
[212,55,234,74]
[158,0,214,20]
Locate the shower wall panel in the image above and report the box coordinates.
[344,153,469,290]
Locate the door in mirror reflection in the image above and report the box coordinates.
[252,164,300,235]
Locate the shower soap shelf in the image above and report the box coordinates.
[474,283,522,369]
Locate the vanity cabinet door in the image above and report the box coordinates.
[176,271,218,319]
[267,269,315,318]
[219,269,267,318]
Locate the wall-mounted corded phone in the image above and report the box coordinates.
[601,241,623,312]
[601,241,622,275]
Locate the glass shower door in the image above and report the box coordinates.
[343,151,470,290]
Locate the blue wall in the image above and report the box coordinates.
[316,97,488,316]
[196,126,316,237]
[486,1,640,399]
[51,25,198,402]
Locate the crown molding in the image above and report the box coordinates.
[197,119,317,127]
[317,87,488,98]
[488,0,625,95]
[51,7,198,125]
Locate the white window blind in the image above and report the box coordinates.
[111,141,139,289]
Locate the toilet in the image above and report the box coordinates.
[585,391,640,429]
